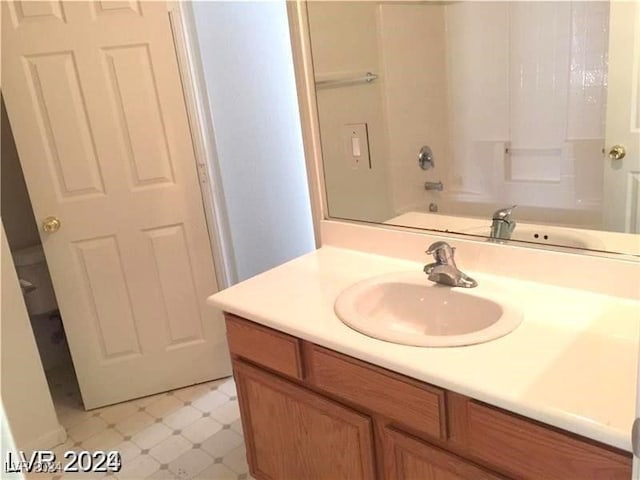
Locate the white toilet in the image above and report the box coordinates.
[13,244,58,316]
[13,244,70,371]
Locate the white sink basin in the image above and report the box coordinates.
[335,272,523,347]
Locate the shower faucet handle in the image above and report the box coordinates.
[418,145,434,170]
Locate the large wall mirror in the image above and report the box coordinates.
[304,0,640,256]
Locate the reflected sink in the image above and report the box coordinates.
[335,272,523,347]
[462,226,605,250]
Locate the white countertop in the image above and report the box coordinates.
[208,246,639,452]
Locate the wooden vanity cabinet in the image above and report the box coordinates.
[226,314,633,480]
[233,360,376,480]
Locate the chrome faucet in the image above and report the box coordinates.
[490,205,517,241]
[423,241,477,288]
[424,181,443,191]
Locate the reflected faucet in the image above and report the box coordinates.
[423,241,477,288]
[424,181,443,191]
[490,205,517,241]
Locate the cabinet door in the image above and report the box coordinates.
[383,427,506,480]
[447,393,632,480]
[234,360,377,480]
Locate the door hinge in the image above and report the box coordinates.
[196,163,209,185]
[633,418,640,457]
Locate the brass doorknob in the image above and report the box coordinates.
[42,216,61,233]
[608,145,626,160]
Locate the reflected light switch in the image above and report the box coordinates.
[351,137,361,157]
[342,123,370,169]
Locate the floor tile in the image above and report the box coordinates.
[60,470,109,480]
[172,384,210,403]
[149,435,192,464]
[135,393,166,408]
[48,370,240,480]
[168,448,214,479]
[114,411,156,437]
[181,417,223,444]
[222,446,249,474]
[97,402,139,425]
[162,406,202,431]
[209,400,240,425]
[131,422,173,450]
[115,454,160,479]
[217,379,237,398]
[147,468,176,479]
[194,463,238,480]
[67,416,109,443]
[57,407,93,429]
[200,430,244,459]
[191,391,229,414]
[113,440,141,463]
[207,378,229,390]
[80,428,124,451]
[145,395,184,419]
[52,440,75,459]
[230,419,243,436]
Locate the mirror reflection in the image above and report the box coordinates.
[307,1,640,255]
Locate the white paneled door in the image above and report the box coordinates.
[603,0,640,234]
[2,0,230,409]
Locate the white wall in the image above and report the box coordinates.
[0,223,65,451]
[191,1,315,283]
[443,1,609,225]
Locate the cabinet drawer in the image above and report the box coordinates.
[306,344,446,440]
[225,314,303,380]
[448,393,632,480]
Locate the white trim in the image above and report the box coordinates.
[287,0,326,248]
[168,2,238,287]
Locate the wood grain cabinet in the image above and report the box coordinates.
[233,360,376,480]
[382,427,507,480]
[226,315,632,480]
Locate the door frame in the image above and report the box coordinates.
[167,1,237,288]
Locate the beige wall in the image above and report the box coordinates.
[377,3,449,214]
[307,2,450,220]
[1,97,40,251]
[308,2,393,222]
[0,223,65,451]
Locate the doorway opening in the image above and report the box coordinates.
[0,95,84,424]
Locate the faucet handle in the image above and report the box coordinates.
[426,241,455,263]
[492,205,517,221]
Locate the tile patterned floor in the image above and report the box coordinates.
[39,365,253,480]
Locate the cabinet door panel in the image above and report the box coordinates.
[383,427,506,480]
[234,360,376,480]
